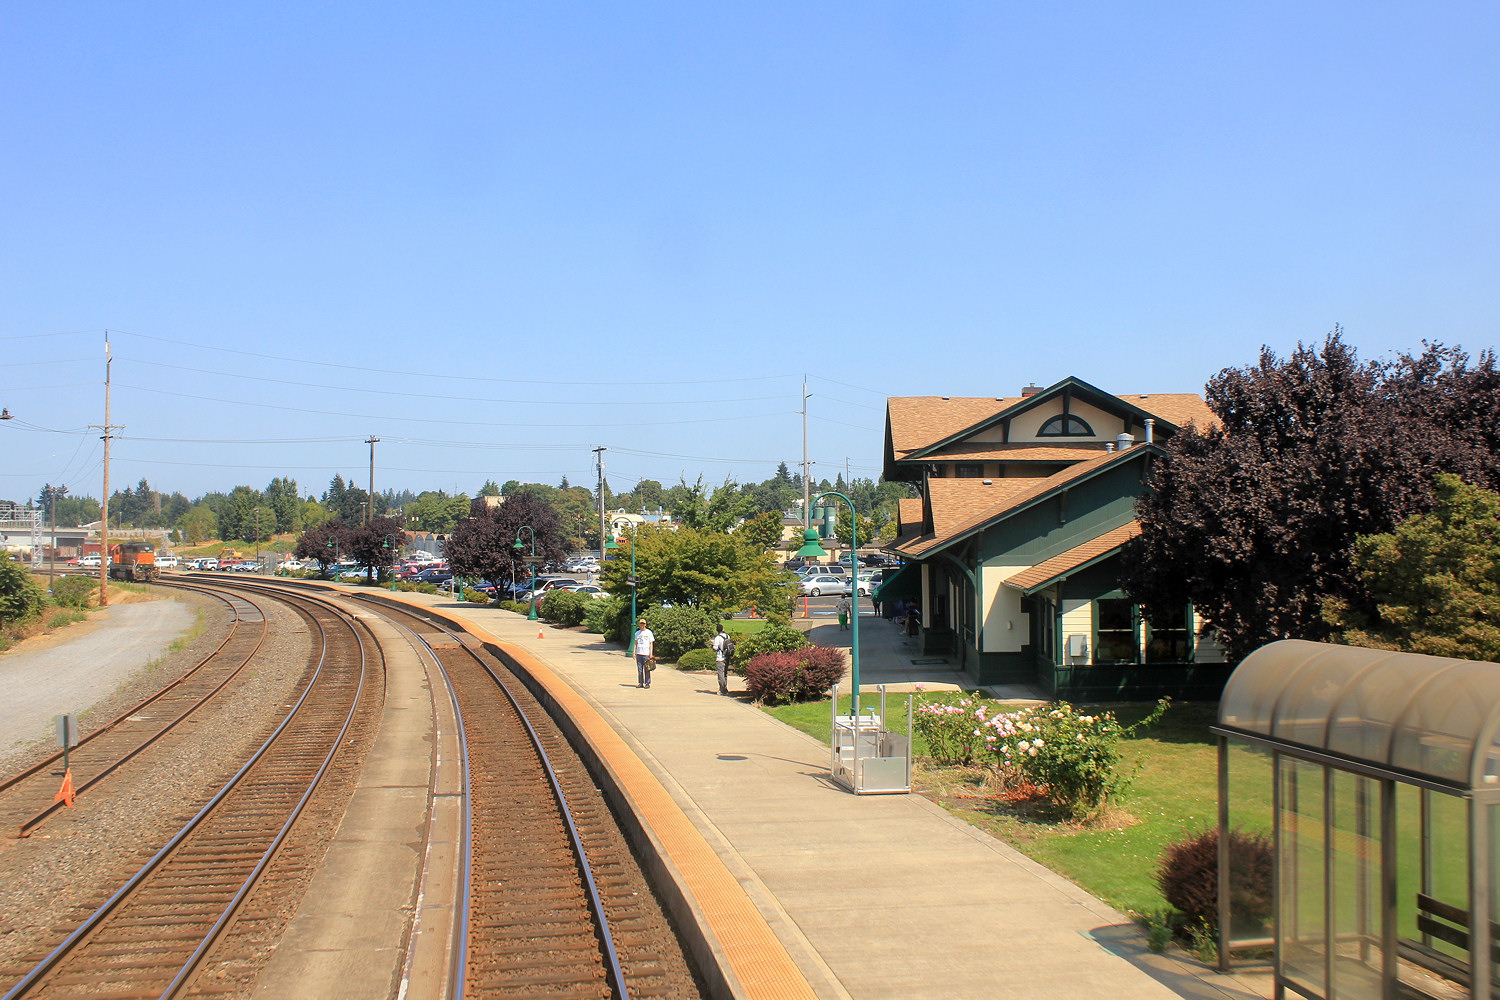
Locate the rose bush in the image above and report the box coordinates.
[912,693,992,766]
[982,699,1169,819]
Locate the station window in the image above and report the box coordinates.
[1038,414,1094,437]
[1093,598,1138,663]
[954,463,985,478]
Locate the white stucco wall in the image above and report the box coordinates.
[979,563,1029,653]
[1008,398,1127,443]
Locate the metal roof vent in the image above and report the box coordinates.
[982,479,993,485]
[1116,433,1135,450]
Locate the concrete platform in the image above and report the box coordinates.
[417,599,1272,1000]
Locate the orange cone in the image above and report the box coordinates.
[537,628,544,639]
[54,768,75,808]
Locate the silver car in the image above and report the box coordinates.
[799,575,852,597]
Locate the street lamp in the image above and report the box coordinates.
[382,533,402,591]
[799,492,886,791]
[513,526,540,620]
[604,525,638,650]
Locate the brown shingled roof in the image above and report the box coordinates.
[899,447,1145,557]
[887,396,1019,460]
[924,442,1110,462]
[887,389,1218,465]
[1113,393,1219,431]
[1004,521,1142,593]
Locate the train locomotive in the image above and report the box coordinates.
[108,541,160,582]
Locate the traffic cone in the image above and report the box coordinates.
[537,628,544,639]
[54,768,75,808]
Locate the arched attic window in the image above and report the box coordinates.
[1037,414,1094,437]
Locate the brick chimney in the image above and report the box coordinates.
[1021,383,1042,397]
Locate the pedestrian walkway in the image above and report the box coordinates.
[429,600,1271,1000]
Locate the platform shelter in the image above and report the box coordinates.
[1213,640,1500,1000]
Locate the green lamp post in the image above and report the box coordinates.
[797,490,863,728]
[382,533,401,591]
[604,525,637,652]
[513,526,539,620]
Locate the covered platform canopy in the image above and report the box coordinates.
[1213,640,1500,1000]
[871,563,919,603]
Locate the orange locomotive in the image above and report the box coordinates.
[108,541,160,582]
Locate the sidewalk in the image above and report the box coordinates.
[428,600,1271,1000]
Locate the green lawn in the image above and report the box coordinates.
[764,695,1273,916]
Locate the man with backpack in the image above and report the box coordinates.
[711,625,735,696]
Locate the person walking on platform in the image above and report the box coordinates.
[633,618,656,688]
[835,594,851,631]
[711,624,733,696]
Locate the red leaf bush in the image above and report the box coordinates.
[1157,827,1273,931]
[744,645,847,704]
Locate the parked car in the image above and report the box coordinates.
[857,571,884,597]
[559,584,607,598]
[521,577,579,601]
[78,554,103,568]
[799,575,852,597]
[796,563,847,577]
[156,554,180,569]
[412,568,454,586]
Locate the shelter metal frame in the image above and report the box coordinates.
[1212,640,1500,1000]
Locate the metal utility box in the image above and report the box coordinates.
[829,685,911,794]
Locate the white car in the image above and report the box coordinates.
[78,554,104,567]
[799,575,852,597]
[280,559,306,571]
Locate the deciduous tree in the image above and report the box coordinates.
[446,492,566,592]
[1325,475,1500,661]
[598,525,787,620]
[1123,332,1500,660]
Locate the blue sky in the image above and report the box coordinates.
[4,2,1497,504]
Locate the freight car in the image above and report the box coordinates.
[108,541,160,582]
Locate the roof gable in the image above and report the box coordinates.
[885,377,1217,471]
[893,445,1158,559]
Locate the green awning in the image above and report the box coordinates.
[872,563,919,602]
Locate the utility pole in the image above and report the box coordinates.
[365,435,379,524]
[801,378,812,535]
[43,484,67,591]
[593,446,607,555]
[90,337,122,607]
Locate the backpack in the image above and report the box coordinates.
[720,635,736,660]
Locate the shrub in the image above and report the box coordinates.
[498,599,532,615]
[583,594,626,635]
[729,621,808,671]
[983,699,1169,819]
[912,692,992,766]
[540,588,589,626]
[677,647,716,670]
[1157,827,1273,933]
[394,581,438,594]
[48,609,86,628]
[640,605,718,663]
[0,558,44,629]
[743,645,847,704]
[52,574,96,609]
[461,587,492,604]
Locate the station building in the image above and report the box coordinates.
[880,376,1232,701]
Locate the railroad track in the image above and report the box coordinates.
[363,595,704,1000]
[2,584,378,1000]
[0,584,270,837]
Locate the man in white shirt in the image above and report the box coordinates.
[633,618,655,688]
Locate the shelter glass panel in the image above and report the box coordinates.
[1281,757,1328,996]
[1328,769,1383,999]
[1226,738,1275,946]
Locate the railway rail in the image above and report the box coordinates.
[3,577,705,1000]
[0,584,270,837]
[362,594,703,1000]
[2,584,377,1000]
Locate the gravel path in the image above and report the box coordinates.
[0,601,197,758]
[0,587,315,973]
